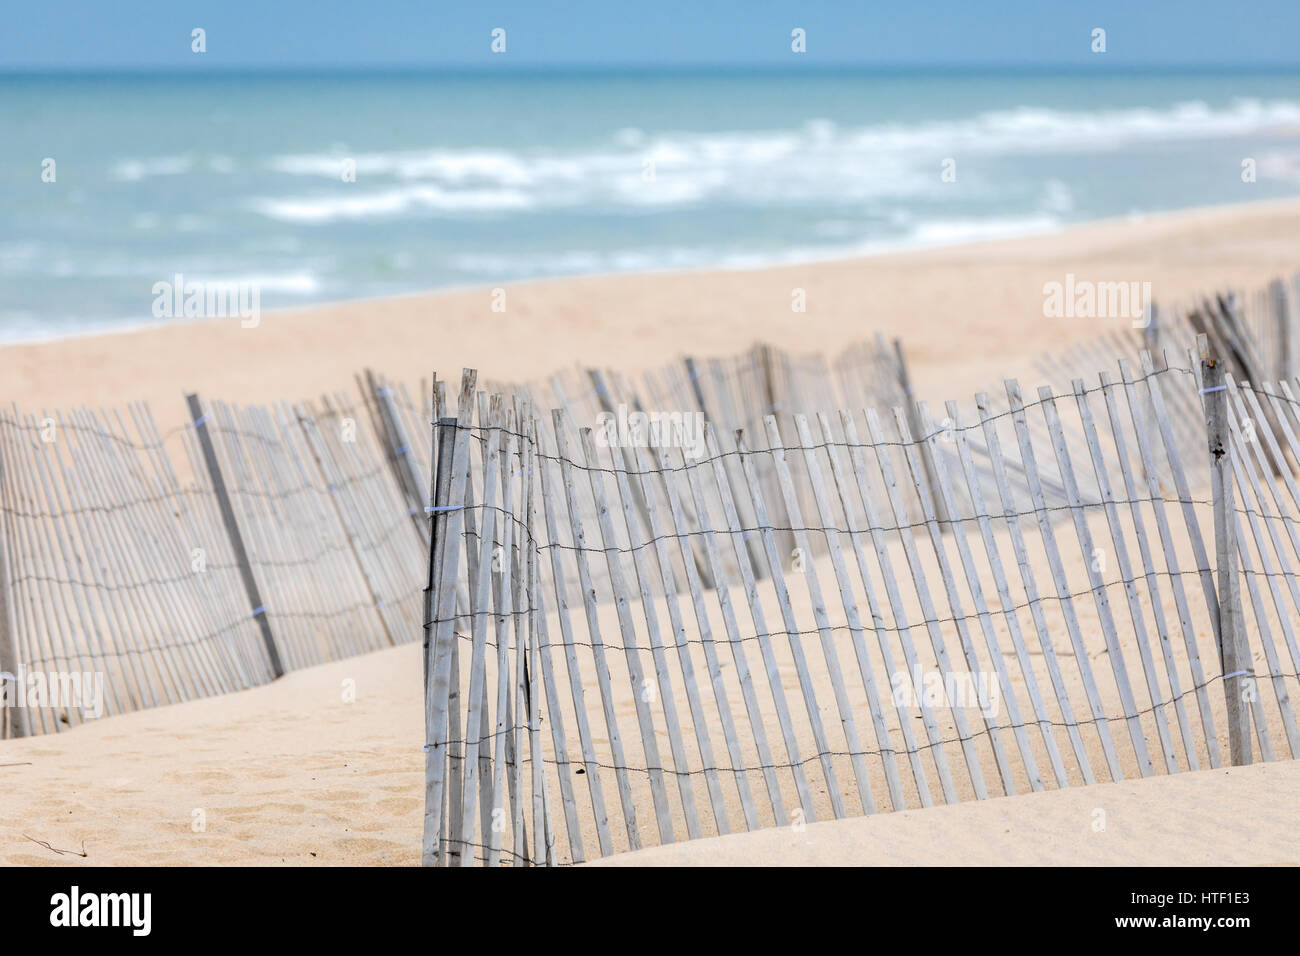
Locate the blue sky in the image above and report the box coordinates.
[2,1,1297,71]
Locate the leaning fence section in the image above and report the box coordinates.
[0,393,427,736]
[422,339,1300,866]
[0,405,271,735]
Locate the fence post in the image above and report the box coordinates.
[683,356,709,414]
[185,394,284,680]
[1145,300,1162,356]
[757,343,778,419]
[424,416,457,689]
[1198,338,1251,766]
[1270,278,1292,382]
[0,472,30,737]
[366,370,430,546]
[892,338,950,528]
[423,370,476,867]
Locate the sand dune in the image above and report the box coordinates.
[0,644,424,866]
[591,759,1300,866]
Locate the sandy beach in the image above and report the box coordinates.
[2,199,1298,867]
[594,758,1300,866]
[3,635,1296,867]
[2,636,1295,867]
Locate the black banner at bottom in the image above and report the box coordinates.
[0,865,1281,943]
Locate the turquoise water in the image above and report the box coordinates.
[3,69,1300,340]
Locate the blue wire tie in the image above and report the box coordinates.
[426,504,464,513]
[251,605,267,617]
[395,444,410,456]
[1200,385,1227,394]
[193,413,209,427]
[377,387,393,398]
[1222,669,1250,680]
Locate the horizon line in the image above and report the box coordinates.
[5,62,1300,78]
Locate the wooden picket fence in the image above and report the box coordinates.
[421,335,1300,866]
[0,393,426,736]
[0,344,897,738]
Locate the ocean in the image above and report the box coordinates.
[3,68,1300,341]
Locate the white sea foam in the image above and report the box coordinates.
[252,185,535,222]
[110,156,195,182]
[197,272,320,294]
[1258,148,1300,182]
[906,214,1063,245]
[251,98,1300,224]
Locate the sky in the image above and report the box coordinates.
[1,1,1298,72]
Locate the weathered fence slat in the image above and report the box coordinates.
[1005,380,1125,781]
[1117,358,1222,768]
[904,403,1022,795]
[676,438,787,825]
[1222,381,1299,758]
[550,410,645,851]
[917,402,1044,793]
[604,435,705,840]
[866,406,989,800]
[1037,385,1155,778]
[737,426,847,819]
[703,422,817,821]
[795,412,907,811]
[765,416,875,814]
[456,395,504,865]
[1221,410,1297,758]
[576,424,678,845]
[186,394,284,680]
[621,440,733,834]
[1091,373,1199,771]
[945,399,1071,788]
[534,417,615,857]
[821,411,934,807]
[840,409,957,804]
